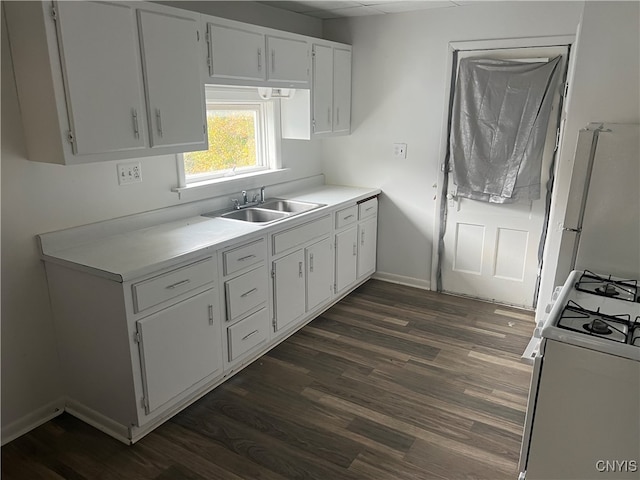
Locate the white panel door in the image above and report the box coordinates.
[273,250,306,331]
[335,227,358,293]
[266,36,309,85]
[137,9,206,149]
[441,45,568,308]
[137,289,221,413]
[332,47,352,135]
[55,1,147,155]
[207,23,265,82]
[312,44,333,135]
[306,238,333,312]
[357,217,377,278]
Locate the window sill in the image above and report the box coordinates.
[172,168,292,201]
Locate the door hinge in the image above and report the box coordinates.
[554,127,561,152]
[272,317,277,329]
[50,5,58,21]
[203,124,207,135]
[333,283,337,293]
[271,268,276,279]
[67,131,75,144]
[334,238,338,250]
[563,82,569,98]
[133,332,141,344]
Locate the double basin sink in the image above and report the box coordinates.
[203,199,326,225]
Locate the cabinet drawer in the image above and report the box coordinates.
[335,205,357,229]
[272,215,332,255]
[133,257,215,313]
[223,238,265,276]
[358,197,378,220]
[225,266,268,321]
[227,307,269,362]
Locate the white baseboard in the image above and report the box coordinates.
[1,397,65,445]
[372,271,431,290]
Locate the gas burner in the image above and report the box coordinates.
[556,301,630,344]
[585,319,612,335]
[574,270,638,302]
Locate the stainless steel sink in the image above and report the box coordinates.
[259,199,325,214]
[220,208,288,223]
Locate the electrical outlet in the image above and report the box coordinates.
[393,143,407,159]
[117,162,142,185]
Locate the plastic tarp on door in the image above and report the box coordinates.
[450,57,562,203]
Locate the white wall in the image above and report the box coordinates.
[0,3,323,442]
[322,1,585,289]
[537,1,640,313]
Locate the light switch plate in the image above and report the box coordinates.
[117,162,142,185]
[393,143,407,159]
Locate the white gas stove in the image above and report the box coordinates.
[519,270,640,480]
[540,270,640,361]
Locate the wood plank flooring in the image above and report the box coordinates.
[2,280,535,479]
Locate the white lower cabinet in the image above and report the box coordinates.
[40,193,378,445]
[273,249,306,331]
[335,227,358,293]
[306,237,333,311]
[227,307,269,362]
[136,289,221,413]
[357,217,377,279]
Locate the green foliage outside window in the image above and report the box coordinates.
[184,110,258,177]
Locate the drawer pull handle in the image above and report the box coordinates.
[155,109,163,137]
[361,230,365,245]
[366,207,374,211]
[343,214,354,220]
[166,279,190,290]
[241,287,258,298]
[208,304,214,325]
[353,243,357,256]
[309,253,314,273]
[238,254,256,262]
[299,261,303,278]
[242,329,260,341]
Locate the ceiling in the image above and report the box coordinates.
[258,1,472,19]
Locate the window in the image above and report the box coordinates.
[179,87,280,186]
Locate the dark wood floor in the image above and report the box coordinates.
[2,280,535,480]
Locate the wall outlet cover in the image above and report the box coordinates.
[117,162,142,185]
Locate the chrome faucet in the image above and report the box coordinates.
[231,186,266,210]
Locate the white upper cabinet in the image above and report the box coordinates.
[283,40,352,139]
[137,8,206,149]
[203,18,310,89]
[5,1,207,165]
[266,36,309,86]
[55,1,147,155]
[332,47,352,135]
[312,44,333,135]
[206,23,266,82]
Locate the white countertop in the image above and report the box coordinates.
[39,185,380,282]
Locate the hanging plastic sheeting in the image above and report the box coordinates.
[450,56,562,203]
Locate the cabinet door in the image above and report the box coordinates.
[306,238,333,311]
[273,250,306,331]
[358,217,378,278]
[333,47,352,135]
[207,23,265,82]
[137,289,221,413]
[335,227,358,293]
[266,36,309,85]
[312,44,333,135]
[55,1,147,155]
[137,9,206,149]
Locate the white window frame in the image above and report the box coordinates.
[176,86,282,189]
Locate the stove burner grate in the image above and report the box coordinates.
[574,270,638,302]
[557,301,631,344]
